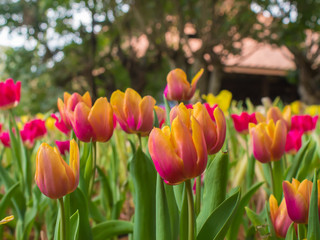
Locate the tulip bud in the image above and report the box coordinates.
[164,68,203,101]
[35,139,79,199]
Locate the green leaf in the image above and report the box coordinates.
[307,170,320,240]
[245,207,270,237]
[156,175,172,240]
[228,182,264,240]
[196,188,240,240]
[92,220,133,240]
[0,182,20,217]
[286,139,312,181]
[164,184,179,240]
[285,223,297,240]
[163,94,171,126]
[69,188,93,240]
[130,147,156,240]
[296,141,317,181]
[70,210,80,240]
[197,152,228,230]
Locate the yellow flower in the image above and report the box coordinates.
[0,215,14,225]
[305,105,320,116]
[202,90,232,113]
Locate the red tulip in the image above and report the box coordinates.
[285,130,303,154]
[20,119,47,148]
[55,140,70,155]
[231,112,257,134]
[291,115,318,133]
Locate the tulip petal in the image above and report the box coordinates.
[88,97,114,142]
[187,68,203,99]
[82,91,92,108]
[271,120,287,160]
[72,102,95,142]
[171,117,198,178]
[69,139,79,189]
[269,194,279,224]
[124,88,141,130]
[148,127,184,184]
[166,69,190,100]
[136,96,156,135]
[111,90,129,133]
[250,123,272,163]
[209,107,226,154]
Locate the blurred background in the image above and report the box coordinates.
[0,0,319,114]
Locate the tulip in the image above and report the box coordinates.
[51,113,70,135]
[0,131,10,147]
[269,194,294,238]
[191,102,226,154]
[20,119,47,147]
[164,68,204,101]
[0,78,21,110]
[231,112,257,134]
[148,103,207,185]
[290,100,305,115]
[256,106,291,130]
[283,178,313,223]
[285,130,303,154]
[291,115,318,133]
[0,123,2,133]
[56,140,70,155]
[35,139,79,199]
[52,92,92,134]
[70,97,114,142]
[111,88,156,136]
[249,120,287,163]
[202,90,232,113]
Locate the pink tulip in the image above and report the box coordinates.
[285,130,303,154]
[0,132,10,147]
[55,140,70,155]
[231,112,257,134]
[51,113,71,135]
[0,78,21,110]
[20,119,47,147]
[291,115,318,133]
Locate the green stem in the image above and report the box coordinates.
[268,162,275,196]
[138,133,142,147]
[58,198,66,240]
[90,142,97,197]
[195,175,201,216]
[269,160,283,201]
[245,135,255,191]
[186,179,195,240]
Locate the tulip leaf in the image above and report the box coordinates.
[285,139,312,181]
[296,141,317,181]
[163,94,171,126]
[196,188,240,240]
[227,181,264,240]
[173,183,184,211]
[70,210,80,240]
[307,170,320,240]
[245,206,270,238]
[156,174,172,240]
[285,223,297,240]
[97,167,114,217]
[130,147,156,240]
[0,182,20,218]
[92,220,133,240]
[69,188,93,240]
[197,151,228,230]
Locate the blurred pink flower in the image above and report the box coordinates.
[291,115,318,133]
[231,112,257,134]
[55,140,70,155]
[0,78,21,110]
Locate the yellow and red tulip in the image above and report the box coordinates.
[249,120,287,163]
[0,78,21,110]
[111,88,156,136]
[70,97,114,142]
[35,139,79,199]
[164,68,203,101]
[269,194,294,238]
[148,103,207,185]
[256,106,291,130]
[282,178,315,224]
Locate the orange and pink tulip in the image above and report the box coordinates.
[70,97,114,142]
[164,68,203,101]
[111,88,156,136]
[35,139,79,199]
[269,194,294,238]
[249,120,287,163]
[148,103,207,185]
